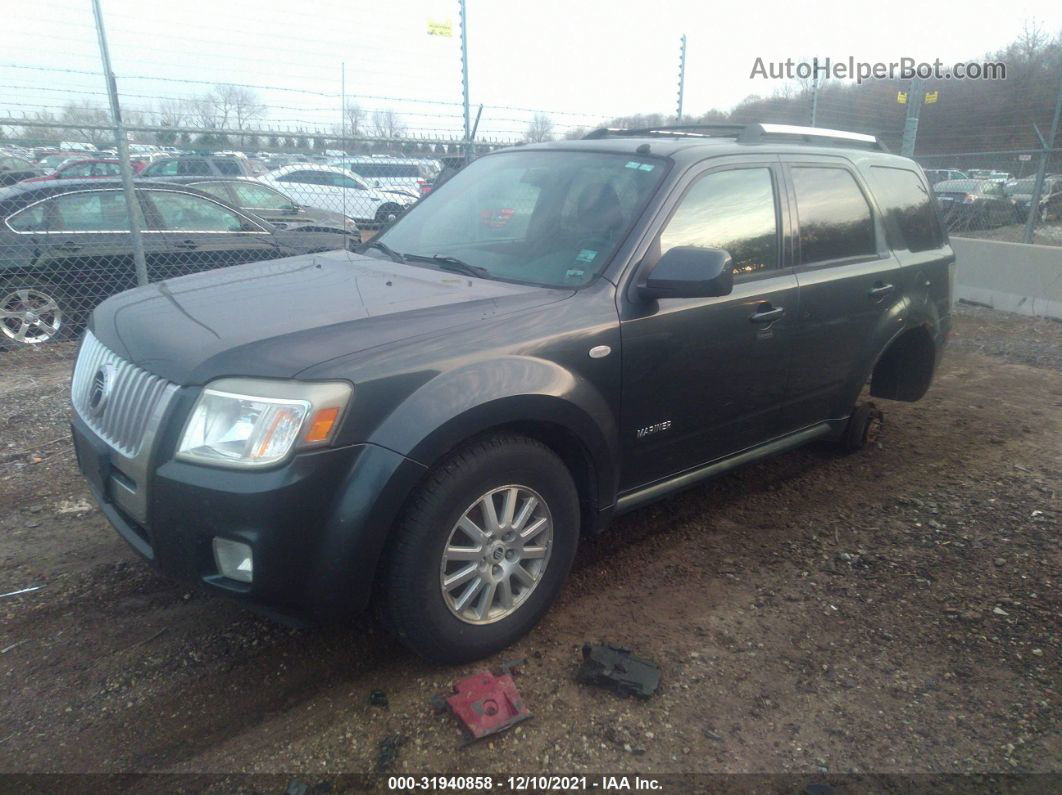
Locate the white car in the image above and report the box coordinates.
[259,164,417,226]
[328,156,440,198]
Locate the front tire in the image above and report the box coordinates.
[377,433,580,664]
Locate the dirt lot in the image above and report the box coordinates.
[0,305,1059,790]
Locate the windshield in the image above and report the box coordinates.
[376,150,666,287]
[1005,179,1035,196]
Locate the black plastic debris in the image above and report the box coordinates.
[376,733,406,773]
[368,689,389,708]
[576,643,661,698]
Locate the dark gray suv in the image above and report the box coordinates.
[70,124,954,663]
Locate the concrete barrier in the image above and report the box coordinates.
[951,236,1062,320]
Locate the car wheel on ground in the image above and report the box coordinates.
[0,281,69,348]
[842,402,884,453]
[377,433,580,664]
[375,204,403,226]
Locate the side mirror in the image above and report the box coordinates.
[637,246,734,300]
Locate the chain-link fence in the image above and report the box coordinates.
[2,2,1062,352]
[915,150,1062,246]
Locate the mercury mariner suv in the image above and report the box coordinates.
[71,124,954,663]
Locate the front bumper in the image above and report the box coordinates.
[71,413,426,621]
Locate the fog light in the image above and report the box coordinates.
[213,538,253,583]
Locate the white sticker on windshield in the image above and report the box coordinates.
[625,161,641,169]
[565,269,585,280]
[576,249,598,263]
[638,163,655,171]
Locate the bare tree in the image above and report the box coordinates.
[371,109,406,139]
[344,101,366,137]
[562,126,588,140]
[156,98,190,129]
[525,113,554,142]
[57,101,112,146]
[218,84,266,130]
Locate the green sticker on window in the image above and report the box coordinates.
[625,161,641,169]
[565,268,585,280]
[638,163,655,171]
[576,249,598,263]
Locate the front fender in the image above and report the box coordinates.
[368,355,620,509]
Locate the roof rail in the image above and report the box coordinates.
[583,122,888,152]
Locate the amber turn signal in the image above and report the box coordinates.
[304,407,340,443]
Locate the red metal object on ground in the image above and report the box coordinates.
[445,671,531,742]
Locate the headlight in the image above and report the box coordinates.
[177,378,352,468]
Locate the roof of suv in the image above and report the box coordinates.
[504,123,910,167]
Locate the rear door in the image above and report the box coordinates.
[780,158,903,428]
[140,187,280,280]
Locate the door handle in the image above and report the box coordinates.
[749,304,785,324]
[868,282,895,299]
[55,241,82,252]
[174,240,198,250]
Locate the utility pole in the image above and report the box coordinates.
[91,0,147,287]
[676,34,687,121]
[899,77,924,158]
[1022,72,1062,243]
[459,0,471,162]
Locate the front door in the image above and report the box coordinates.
[619,162,798,490]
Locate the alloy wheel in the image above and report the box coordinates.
[439,485,554,625]
[0,288,63,344]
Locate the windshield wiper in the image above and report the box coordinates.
[357,239,405,263]
[404,253,492,279]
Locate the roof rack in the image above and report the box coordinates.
[582,122,888,152]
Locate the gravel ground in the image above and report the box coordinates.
[0,305,1059,793]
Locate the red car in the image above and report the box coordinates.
[21,158,143,183]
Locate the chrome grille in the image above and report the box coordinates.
[72,331,179,458]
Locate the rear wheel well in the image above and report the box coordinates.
[870,326,936,402]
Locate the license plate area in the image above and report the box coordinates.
[72,423,112,501]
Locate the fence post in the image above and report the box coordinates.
[459,0,471,164]
[91,0,147,288]
[676,34,686,122]
[1022,72,1062,244]
[900,77,924,158]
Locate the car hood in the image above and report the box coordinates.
[90,250,571,385]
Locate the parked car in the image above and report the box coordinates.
[0,179,351,347]
[1004,176,1062,223]
[329,156,440,197]
[34,152,89,174]
[140,155,255,178]
[259,164,417,226]
[967,169,1011,183]
[924,168,968,186]
[68,123,953,663]
[21,159,130,183]
[139,176,361,244]
[0,155,45,186]
[933,179,1017,229]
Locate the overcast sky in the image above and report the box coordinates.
[2,0,1061,141]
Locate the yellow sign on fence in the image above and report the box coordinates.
[427,18,453,37]
[925,91,939,104]
[897,91,908,104]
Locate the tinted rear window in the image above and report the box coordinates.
[791,167,876,264]
[867,166,944,252]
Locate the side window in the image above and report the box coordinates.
[278,171,320,185]
[97,163,121,177]
[332,175,366,190]
[145,191,248,232]
[189,182,232,202]
[231,182,294,210]
[866,166,944,252]
[214,159,242,176]
[177,160,211,176]
[147,160,179,177]
[6,202,49,232]
[62,162,95,178]
[791,167,877,265]
[658,167,780,276]
[51,191,133,231]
